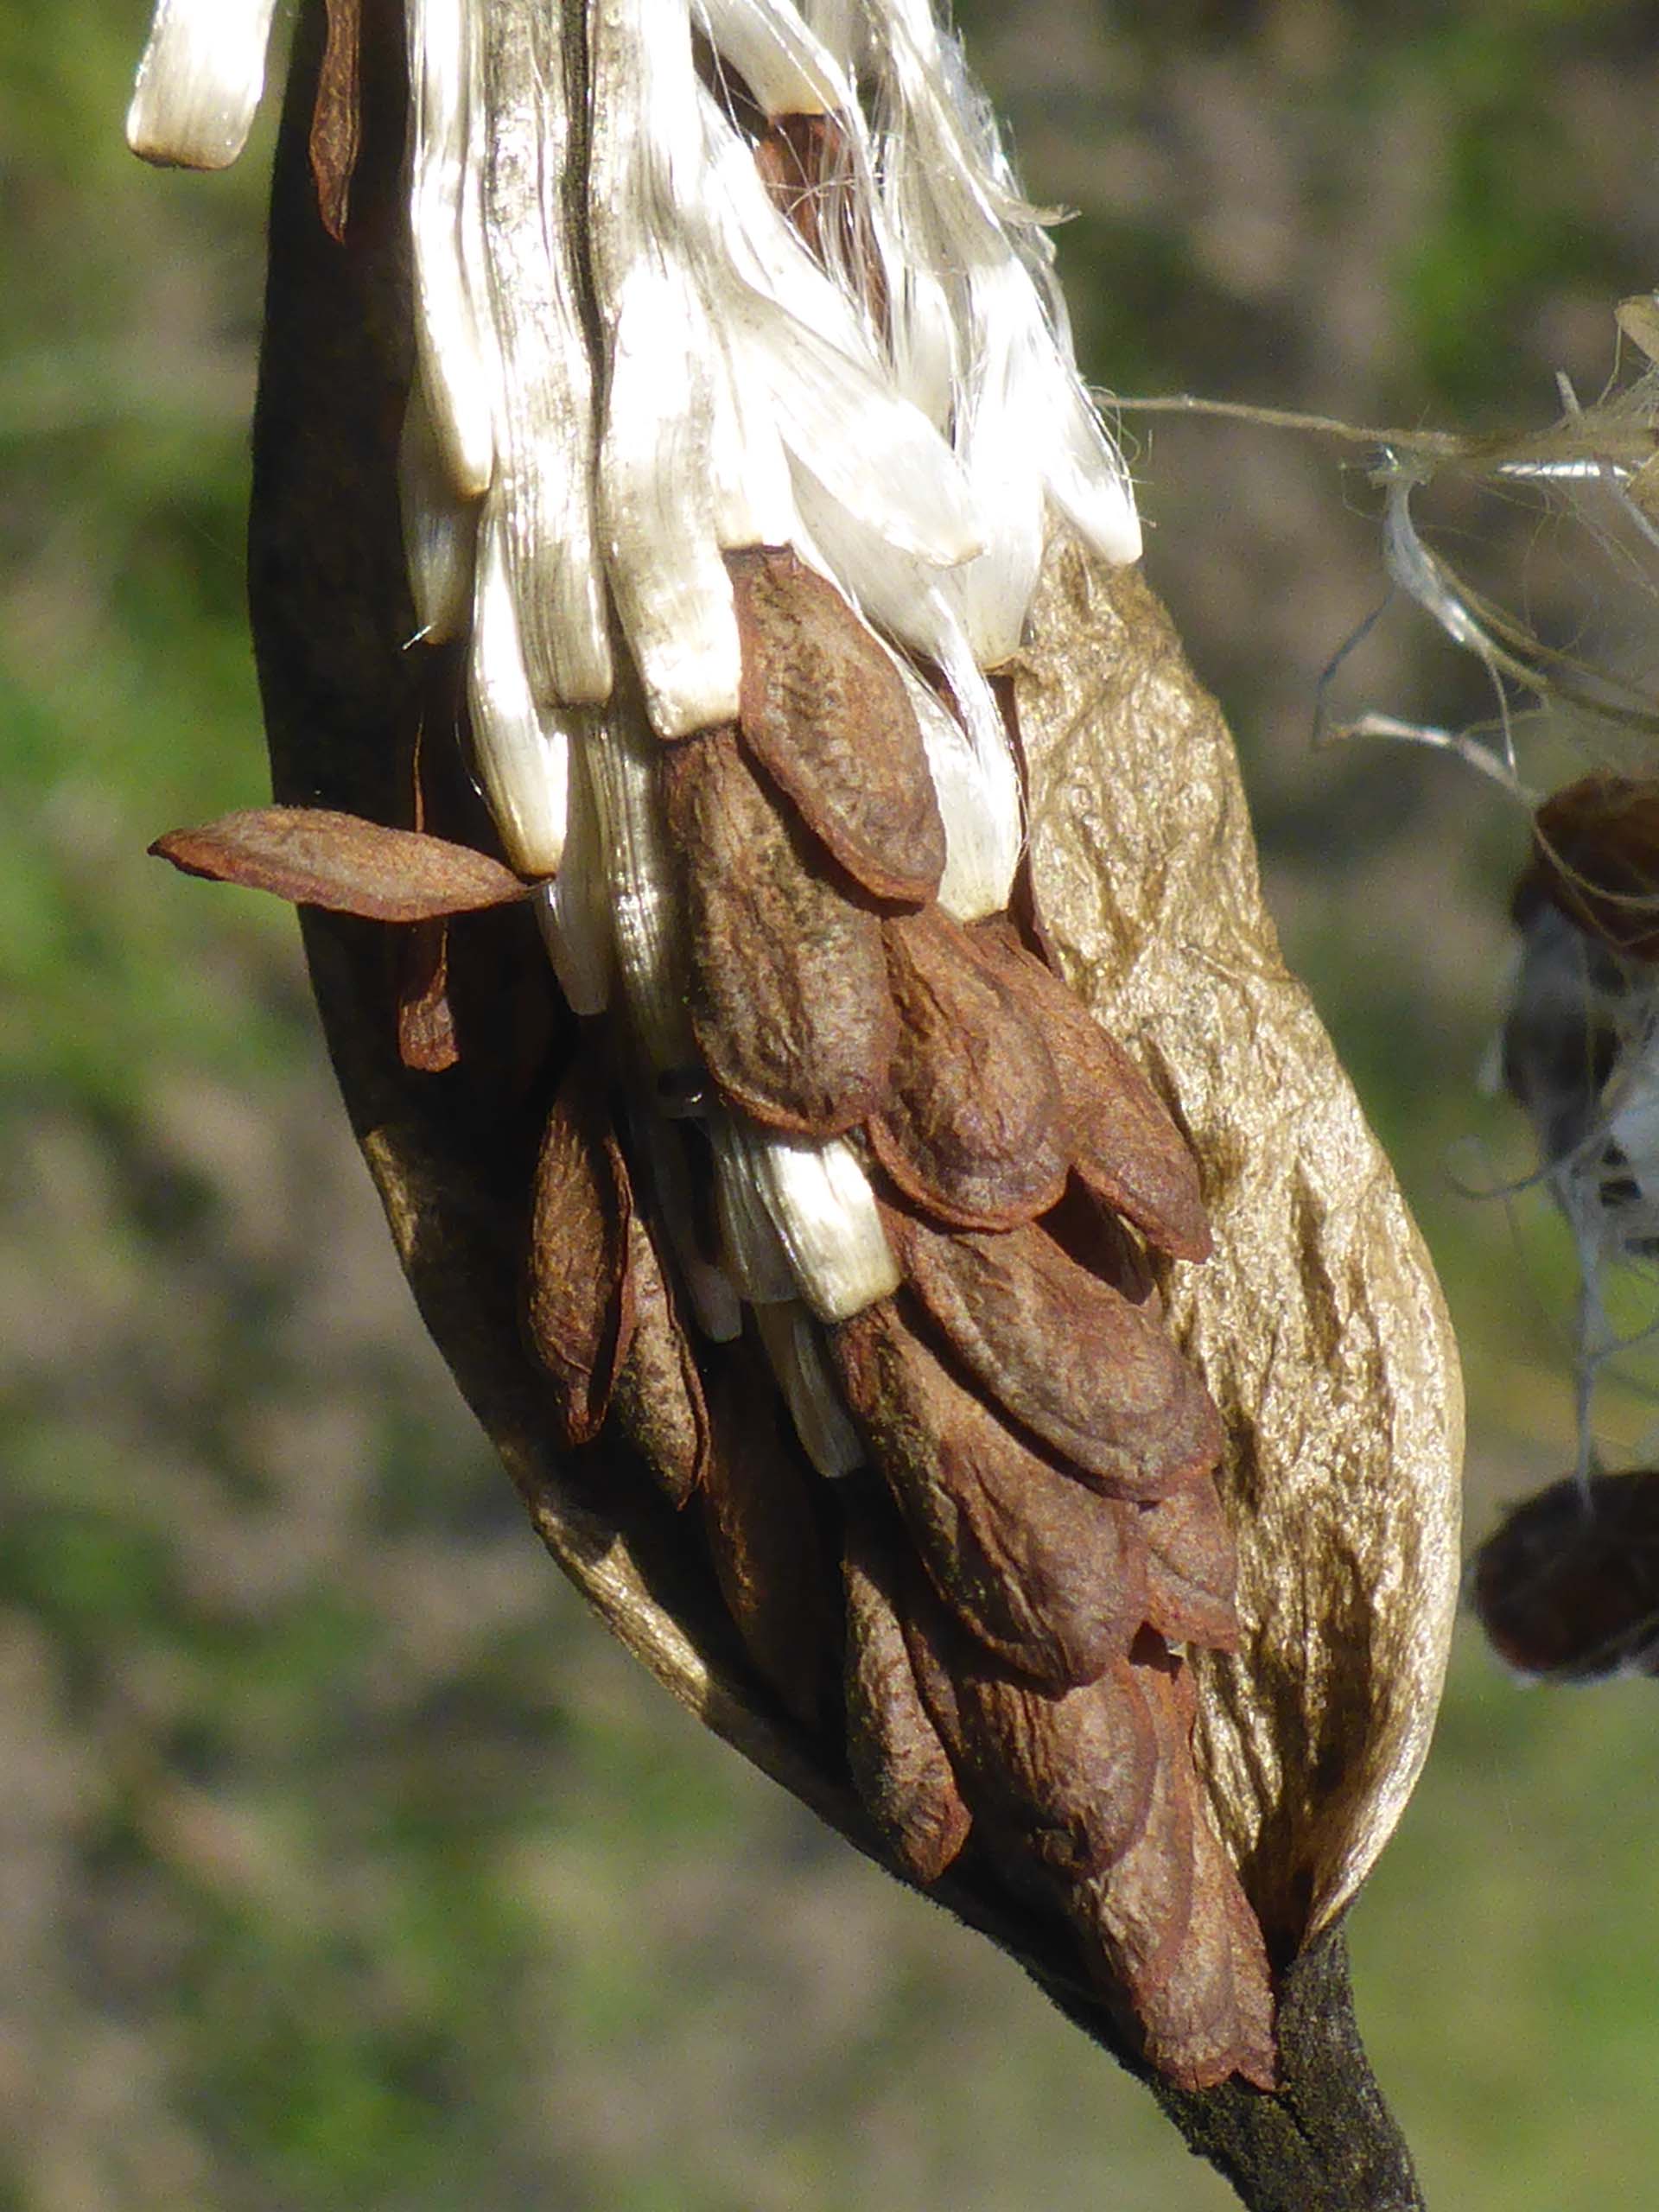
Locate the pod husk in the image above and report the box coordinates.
[1014,540,1463,1944]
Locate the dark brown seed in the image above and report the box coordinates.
[608,1211,710,1508]
[728,545,945,904]
[525,1071,636,1446]
[751,115,886,328]
[944,1650,1161,1885]
[309,0,362,242]
[842,1496,973,1883]
[1138,1480,1240,1651]
[661,726,897,1135]
[1071,1649,1275,2091]
[882,1204,1224,1501]
[832,1298,1147,1687]
[1071,1648,1197,2003]
[1471,1467,1659,1681]
[700,1347,836,1729]
[149,807,532,921]
[905,1580,1274,2088]
[869,909,1071,1230]
[1514,774,1659,962]
[397,916,461,1073]
[973,919,1211,1260]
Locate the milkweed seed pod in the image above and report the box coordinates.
[132,0,1462,2196]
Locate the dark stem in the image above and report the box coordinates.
[1041,1928,1424,2211]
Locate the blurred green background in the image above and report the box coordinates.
[6,3,1659,2205]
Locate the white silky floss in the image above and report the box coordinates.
[476,0,612,705]
[535,741,615,1018]
[725,1123,901,1324]
[406,0,498,499]
[467,509,570,876]
[696,0,845,116]
[588,0,745,739]
[753,1303,866,1478]
[128,0,279,170]
[399,375,479,645]
[124,0,1147,1455]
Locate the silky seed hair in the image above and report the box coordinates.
[126,0,1141,1351]
[394,0,1135,1350]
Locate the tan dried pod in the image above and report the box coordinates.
[1015,536,1463,1949]
[143,2,1462,2202]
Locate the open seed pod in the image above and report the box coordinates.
[135,1,1462,2202]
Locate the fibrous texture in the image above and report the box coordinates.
[135,0,1464,2120]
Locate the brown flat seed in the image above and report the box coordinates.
[832,1299,1146,1687]
[1072,1650,1198,2005]
[1116,1820,1277,2093]
[1471,1468,1659,1682]
[150,808,532,920]
[973,920,1211,1260]
[700,1347,836,1730]
[525,1071,637,1446]
[946,1651,1161,1885]
[869,909,1071,1230]
[883,1204,1224,1501]
[1072,1651,1275,2091]
[661,726,897,1135]
[842,1495,973,1884]
[1516,773,1659,962]
[751,115,886,327]
[608,1211,710,1508]
[728,546,945,904]
[309,0,362,242]
[1138,1479,1240,1651]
